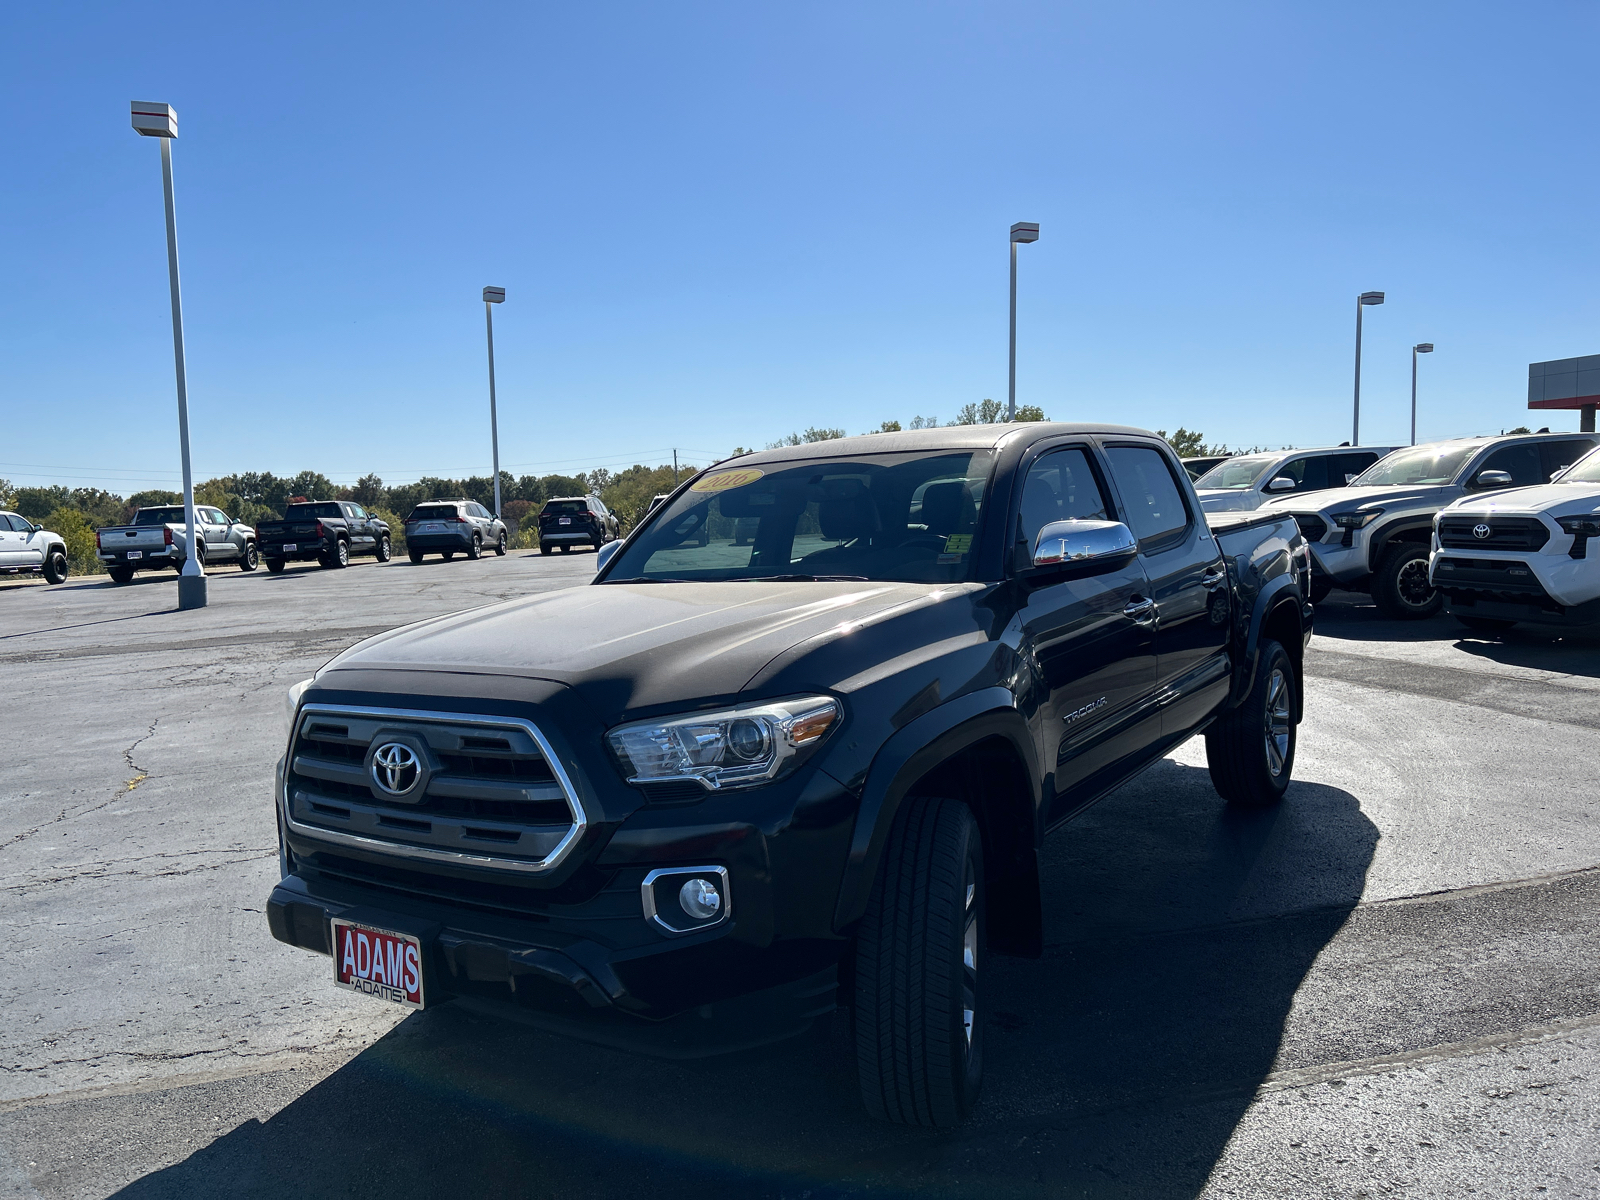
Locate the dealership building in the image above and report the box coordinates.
[1529,355,1600,432]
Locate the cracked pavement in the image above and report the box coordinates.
[2,565,1600,1198]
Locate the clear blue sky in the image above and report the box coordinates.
[4,2,1598,496]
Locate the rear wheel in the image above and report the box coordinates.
[495,532,507,556]
[375,535,392,562]
[855,796,985,1127]
[321,539,350,569]
[1457,614,1514,633]
[266,558,286,574]
[1372,543,1440,619]
[239,542,259,572]
[540,544,552,556]
[408,549,424,564]
[467,534,482,560]
[1205,637,1296,808]
[442,551,455,561]
[44,551,69,585]
[108,566,134,584]
[560,543,570,554]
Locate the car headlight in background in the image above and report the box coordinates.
[283,678,312,738]
[1331,508,1383,530]
[607,695,841,791]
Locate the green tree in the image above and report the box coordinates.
[43,506,103,575]
[909,416,939,429]
[1506,426,1532,435]
[351,474,387,508]
[767,427,845,448]
[14,487,70,521]
[876,420,902,433]
[954,399,1043,425]
[124,490,181,520]
[1013,404,1046,422]
[599,464,682,534]
[1156,428,1220,458]
[0,478,14,509]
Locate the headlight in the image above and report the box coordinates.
[1556,514,1600,537]
[607,695,841,791]
[1331,508,1383,530]
[283,678,312,738]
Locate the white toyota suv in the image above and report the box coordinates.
[1263,432,1597,617]
[1430,443,1600,632]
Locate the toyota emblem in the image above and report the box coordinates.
[1472,523,1492,540]
[371,742,421,795]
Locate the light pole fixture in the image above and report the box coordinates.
[1009,221,1040,422]
[131,101,205,611]
[483,286,505,517]
[1410,342,1433,445]
[1352,290,1385,445]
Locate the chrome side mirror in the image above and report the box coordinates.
[1474,469,1514,489]
[1029,519,1138,579]
[595,540,622,573]
[1264,476,1297,493]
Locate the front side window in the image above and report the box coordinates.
[1542,440,1597,481]
[1329,452,1378,484]
[604,450,996,584]
[1018,447,1110,552]
[1473,444,1543,487]
[1353,443,1479,487]
[1105,446,1189,546]
[3,513,28,532]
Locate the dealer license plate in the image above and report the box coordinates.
[126,550,143,559]
[283,543,298,551]
[423,523,443,532]
[559,517,572,525]
[331,919,424,1009]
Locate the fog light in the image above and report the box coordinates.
[679,877,722,920]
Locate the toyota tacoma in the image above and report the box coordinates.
[268,424,1314,1126]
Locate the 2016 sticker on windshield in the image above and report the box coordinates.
[690,468,765,493]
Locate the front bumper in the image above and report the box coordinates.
[1432,549,1600,628]
[1304,536,1370,585]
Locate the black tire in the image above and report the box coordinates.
[1308,578,1332,605]
[590,539,602,551]
[1371,543,1440,620]
[540,544,552,556]
[108,566,134,584]
[855,796,985,1127]
[560,543,570,554]
[44,551,69,585]
[442,551,455,562]
[467,534,482,561]
[1456,614,1514,633]
[375,535,392,563]
[495,532,507,556]
[239,542,259,572]
[321,539,350,570]
[266,558,286,574]
[408,549,424,564]
[1205,637,1297,808]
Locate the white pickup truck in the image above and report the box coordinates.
[0,511,69,584]
[96,504,259,584]
[1431,443,1600,632]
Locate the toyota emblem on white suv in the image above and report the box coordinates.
[371,742,421,795]
[1472,523,1492,540]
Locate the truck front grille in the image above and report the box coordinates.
[283,705,587,875]
[1438,516,1550,552]
[1292,515,1328,543]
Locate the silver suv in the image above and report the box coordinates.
[1193,445,1398,513]
[403,500,508,563]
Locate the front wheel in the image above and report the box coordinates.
[855,796,985,1127]
[1372,543,1440,620]
[44,551,69,585]
[1205,637,1297,808]
[239,542,259,572]
[375,535,392,562]
[495,532,507,556]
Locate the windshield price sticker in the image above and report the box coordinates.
[332,920,424,1009]
[942,534,972,555]
[690,468,765,493]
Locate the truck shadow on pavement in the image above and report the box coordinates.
[113,761,1377,1200]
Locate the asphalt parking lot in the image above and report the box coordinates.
[3,556,1598,1198]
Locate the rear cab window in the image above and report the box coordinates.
[1103,445,1191,550]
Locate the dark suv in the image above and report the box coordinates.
[403,500,508,563]
[538,495,618,554]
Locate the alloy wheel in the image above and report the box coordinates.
[1396,558,1434,608]
[1263,667,1292,777]
[962,865,978,1049]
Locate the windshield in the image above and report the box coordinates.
[286,502,342,519]
[133,507,185,526]
[603,449,996,584]
[1561,445,1600,483]
[1352,443,1480,487]
[1194,454,1278,491]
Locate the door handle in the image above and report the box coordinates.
[1201,567,1227,591]
[1123,596,1157,624]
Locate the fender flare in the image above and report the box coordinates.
[1366,517,1435,572]
[1230,573,1307,712]
[831,686,1039,933]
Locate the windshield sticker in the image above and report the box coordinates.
[690,468,765,493]
[942,534,972,555]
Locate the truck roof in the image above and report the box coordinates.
[729,423,1159,468]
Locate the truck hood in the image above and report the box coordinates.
[318,580,954,720]
[1442,482,1600,519]
[1263,483,1447,518]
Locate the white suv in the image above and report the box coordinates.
[0,511,69,584]
[1430,444,1600,632]
[1193,445,1398,513]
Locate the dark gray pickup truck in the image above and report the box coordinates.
[256,501,391,573]
[267,424,1313,1126]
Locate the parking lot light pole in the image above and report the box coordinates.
[132,101,204,610]
[483,287,505,517]
[1008,222,1039,422]
[1353,291,1385,446]
[1411,342,1434,445]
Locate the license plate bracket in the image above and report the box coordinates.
[331,918,425,1009]
[126,550,143,559]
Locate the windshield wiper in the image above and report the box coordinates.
[601,576,693,584]
[736,574,870,583]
